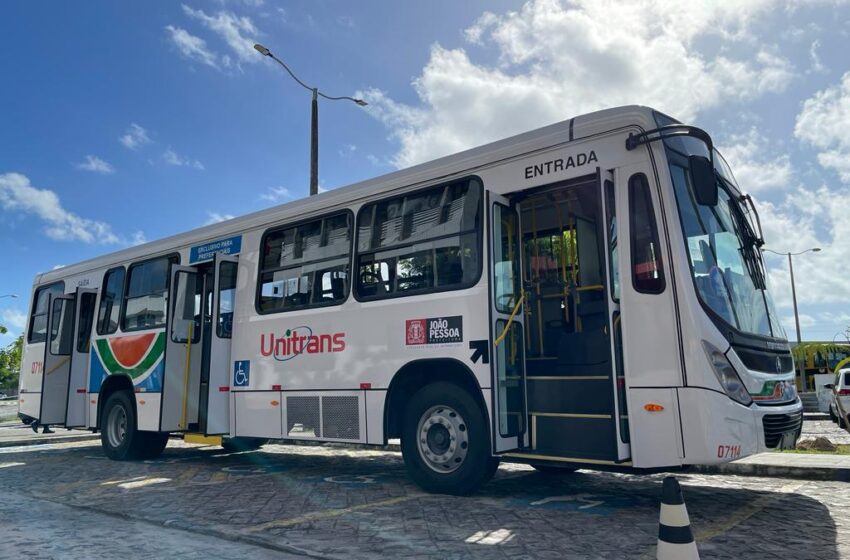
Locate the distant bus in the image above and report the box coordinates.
[17,106,802,494]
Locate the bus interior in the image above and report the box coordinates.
[514,173,626,463]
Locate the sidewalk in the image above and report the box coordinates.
[0,422,98,448]
[693,452,850,481]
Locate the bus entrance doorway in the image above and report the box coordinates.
[514,171,630,464]
[160,253,237,434]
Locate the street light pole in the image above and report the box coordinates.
[0,294,17,299]
[764,247,821,390]
[254,43,367,197]
[311,88,319,196]
[788,252,801,344]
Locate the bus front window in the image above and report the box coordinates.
[666,147,785,340]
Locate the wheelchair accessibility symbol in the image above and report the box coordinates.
[234,360,250,387]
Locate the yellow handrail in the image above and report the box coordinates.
[179,322,193,430]
[494,291,525,347]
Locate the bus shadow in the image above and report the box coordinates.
[143,443,840,559]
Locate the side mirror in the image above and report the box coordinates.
[689,155,718,206]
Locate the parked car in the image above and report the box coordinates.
[826,368,850,429]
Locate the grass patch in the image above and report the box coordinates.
[0,414,18,423]
[779,444,850,455]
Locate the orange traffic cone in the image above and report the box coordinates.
[656,476,699,559]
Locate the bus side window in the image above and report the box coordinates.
[27,282,65,344]
[122,255,178,331]
[97,267,125,335]
[355,178,482,300]
[628,173,665,294]
[257,212,352,313]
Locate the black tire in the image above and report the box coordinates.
[139,432,170,459]
[401,381,499,496]
[830,407,838,423]
[221,437,268,453]
[100,390,148,460]
[531,463,578,474]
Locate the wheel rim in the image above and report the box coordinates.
[106,404,127,448]
[416,405,469,473]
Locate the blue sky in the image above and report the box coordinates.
[1,0,850,345]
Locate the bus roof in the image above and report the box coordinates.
[34,105,657,285]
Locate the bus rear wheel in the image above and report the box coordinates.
[101,390,151,460]
[401,382,498,495]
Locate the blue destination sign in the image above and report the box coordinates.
[190,235,242,263]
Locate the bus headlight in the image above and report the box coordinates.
[703,341,752,406]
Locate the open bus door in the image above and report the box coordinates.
[66,287,97,427]
[160,265,202,432]
[489,192,528,453]
[201,253,238,435]
[39,293,75,426]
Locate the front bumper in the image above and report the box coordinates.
[678,388,802,465]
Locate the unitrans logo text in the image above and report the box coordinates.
[260,326,346,362]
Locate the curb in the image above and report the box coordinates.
[0,434,99,449]
[691,462,850,482]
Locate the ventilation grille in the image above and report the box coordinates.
[322,396,360,440]
[286,396,321,438]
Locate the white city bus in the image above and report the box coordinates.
[17,106,802,494]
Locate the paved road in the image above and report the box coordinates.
[0,490,301,559]
[0,439,847,559]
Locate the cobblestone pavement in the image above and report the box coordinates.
[1,439,847,559]
[803,419,850,445]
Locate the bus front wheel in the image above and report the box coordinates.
[100,390,155,460]
[401,382,498,495]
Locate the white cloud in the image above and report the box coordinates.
[718,128,792,193]
[163,149,205,170]
[759,183,850,310]
[795,71,850,181]
[165,25,220,69]
[808,39,827,74]
[1,308,26,332]
[205,211,235,225]
[362,0,794,168]
[259,186,292,203]
[0,172,120,244]
[338,144,357,157]
[130,231,147,246]
[182,5,260,65]
[119,123,151,150]
[75,155,115,175]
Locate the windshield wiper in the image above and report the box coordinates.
[727,196,766,290]
[738,194,765,248]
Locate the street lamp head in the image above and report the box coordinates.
[812,247,822,252]
[354,99,368,107]
[0,294,16,299]
[253,43,271,56]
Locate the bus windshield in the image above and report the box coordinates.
[662,135,786,340]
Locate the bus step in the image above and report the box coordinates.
[183,433,222,446]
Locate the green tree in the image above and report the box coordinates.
[0,325,23,392]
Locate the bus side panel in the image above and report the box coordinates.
[18,342,44,421]
[136,393,161,431]
[230,225,493,445]
[627,387,683,468]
